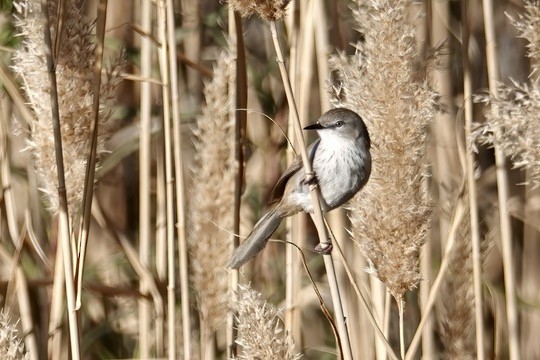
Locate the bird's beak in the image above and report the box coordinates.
[303,123,324,130]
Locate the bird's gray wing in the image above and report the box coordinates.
[268,139,320,203]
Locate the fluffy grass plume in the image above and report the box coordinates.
[232,284,301,360]
[189,46,236,336]
[11,0,122,215]
[330,0,438,301]
[474,1,540,184]
[228,0,290,21]
[0,309,28,360]
[437,207,475,359]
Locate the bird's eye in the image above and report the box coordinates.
[335,121,344,127]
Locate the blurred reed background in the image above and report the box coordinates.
[0,0,538,359]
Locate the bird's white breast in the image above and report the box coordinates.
[313,133,369,209]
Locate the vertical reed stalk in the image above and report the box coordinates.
[164,0,190,357]
[461,0,486,357]
[39,0,80,357]
[420,232,434,359]
[138,0,153,356]
[330,229,399,360]
[226,9,237,359]
[0,110,39,360]
[269,20,353,360]
[47,240,63,358]
[0,248,39,360]
[405,195,466,360]
[156,1,176,358]
[155,118,166,354]
[289,0,312,349]
[481,0,520,358]
[75,0,108,310]
[226,9,247,358]
[93,199,166,323]
[0,64,34,125]
[398,298,405,359]
[371,279,387,360]
[313,0,331,112]
[285,1,301,344]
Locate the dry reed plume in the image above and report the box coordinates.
[232,284,301,360]
[228,0,290,21]
[474,0,540,184]
[11,0,122,215]
[0,309,28,360]
[437,204,475,359]
[189,45,236,338]
[330,0,438,301]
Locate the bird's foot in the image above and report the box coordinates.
[302,172,317,186]
[314,242,333,255]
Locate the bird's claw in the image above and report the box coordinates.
[302,172,317,186]
[314,242,333,255]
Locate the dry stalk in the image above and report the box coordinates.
[138,0,153,356]
[269,20,354,360]
[165,0,191,357]
[329,226,400,360]
[405,194,467,360]
[480,0,520,358]
[461,0,486,356]
[74,0,108,311]
[0,245,37,360]
[156,1,176,357]
[226,8,248,358]
[11,4,122,353]
[228,1,354,356]
[284,0,306,352]
[47,242,64,358]
[48,37,80,360]
[330,2,438,356]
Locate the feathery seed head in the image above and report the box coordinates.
[189,45,236,335]
[0,309,29,360]
[437,204,476,359]
[330,0,438,300]
[231,284,301,360]
[508,0,540,80]
[473,1,540,185]
[11,0,122,215]
[228,0,290,21]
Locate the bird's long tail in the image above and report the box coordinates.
[227,206,283,269]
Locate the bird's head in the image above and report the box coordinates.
[304,108,370,149]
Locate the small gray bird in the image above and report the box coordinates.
[227,108,371,269]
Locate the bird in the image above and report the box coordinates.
[227,108,372,269]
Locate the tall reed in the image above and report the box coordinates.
[330,0,438,303]
[437,206,475,359]
[12,0,122,216]
[330,1,438,356]
[474,0,540,183]
[189,45,236,356]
